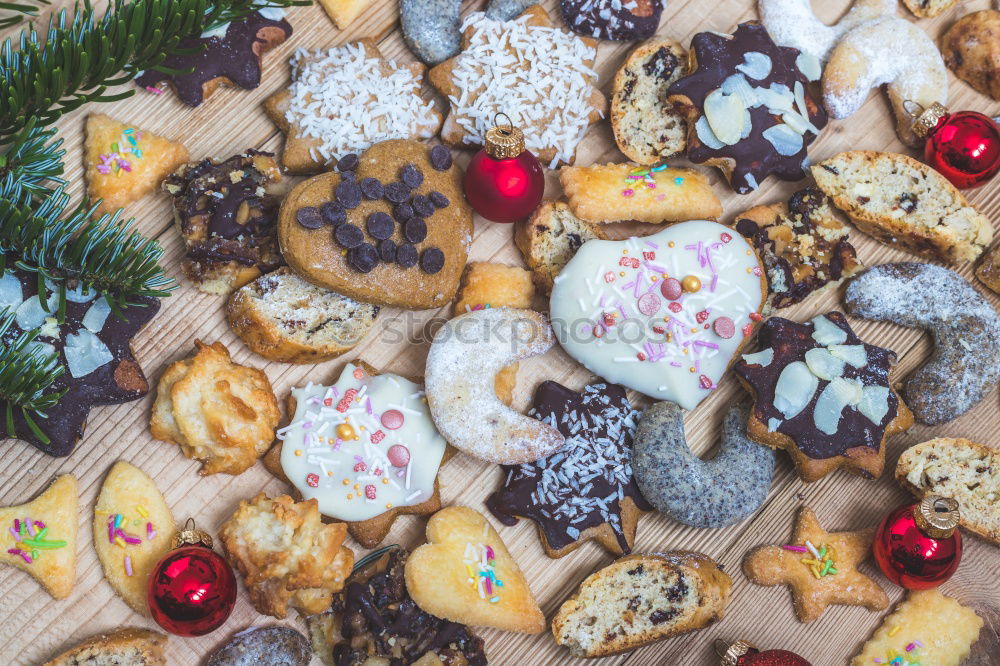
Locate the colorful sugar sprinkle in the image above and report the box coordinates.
[463,542,504,604]
[96,128,143,176]
[6,518,64,563]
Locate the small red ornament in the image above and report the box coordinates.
[910,101,1000,188]
[715,639,811,666]
[463,114,545,223]
[873,495,962,590]
[148,519,236,636]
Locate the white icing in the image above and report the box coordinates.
[280,363,446,522]
[549,221,765,410]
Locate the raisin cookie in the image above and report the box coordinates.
[942,10,1000,101]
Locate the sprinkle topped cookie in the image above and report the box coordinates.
[428,5,606,167]
[549,220,766,410]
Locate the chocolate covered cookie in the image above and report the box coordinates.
[560,0,663,41]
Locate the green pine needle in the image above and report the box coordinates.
[0,0,50,30]
[0,119,65,204]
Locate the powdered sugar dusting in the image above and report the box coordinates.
[759,0,896,62]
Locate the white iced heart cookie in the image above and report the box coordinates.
[550,220,766,410]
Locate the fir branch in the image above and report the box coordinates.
[0,306,65,446]
[0,119,65,204]
[0,0,49,30]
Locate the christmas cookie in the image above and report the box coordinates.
[0,266,159,456]
[277,140,472,310]
[405,506,546,634]
[43,628,167,666]
[976,244,1000,294]
[93,461,175,616]
[560,0,663,41]
[668,23,828,194]
[851,589,983,666]
[823,17,948,147]
[84,114,189,215]
[610,38,689,165]
[308,545,487,665]
[0,475,77,600]
[514,200,608,294]
[633,401,774,528]
[943,11,1000,101]
[316,0,373,29]
[207,626,310,666]
[902,0,956,18]
[265,41,441,174]
[401,0,534,65]
[844,263,1000,425]
[743,506,889,623]
[276,362,448,548]
[151,340,280,476]
[425,308,565,465]
[758,0,896,62]
[164,150,283,295]
[135,9,291,107]
[735,312,913,482]
[559,163,722,223]
[549,220,766,411]
[219,493,354,619]
[734,187,861,309]
[552,552,732,658]
[486,381,651,558]
[811,152,993,263]
[428,5,606,167]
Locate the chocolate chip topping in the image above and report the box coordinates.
[411,194,435,218]
[320,201,346,225]
[378,239,397,263]
[296,206,325,229]
[334,223,364,249]
[400,163,424,188]
[428,191,450,209]
[384,181,410,204]
[403,217,427,243]
[429,144,452,171]
[337,153,359,172]
[336,180,362,208]
[392,202,414,222]
[366,211,395,240]
[359,177,384,200]
[419,247,444,274]
[347,243,379,273]
[396,243,418,268]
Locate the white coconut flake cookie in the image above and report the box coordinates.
[428,5,607,167]
[264,39,442,174]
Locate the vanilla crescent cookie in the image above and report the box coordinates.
[758,0,897,62]
[549,221,766,411]
[425,308,565,465]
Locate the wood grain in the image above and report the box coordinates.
[1,1,998,664]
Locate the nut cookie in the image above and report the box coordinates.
[43,628,167,666]
[902,0,956,18]
[942,10,1000,101]
[611,38,689,164]
[514,200,608,294]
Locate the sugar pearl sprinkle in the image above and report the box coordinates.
[6,517,65,565]
[464,542,504,604]
[447,12,601,168]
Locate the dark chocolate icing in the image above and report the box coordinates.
[560,0,663,41]
[735,312,900,460]
[135,11,292,107]
[668,22,828,194]
[486,381,651,554]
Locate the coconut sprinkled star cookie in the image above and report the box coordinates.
[743,506,888,623]
[428,5,606,167]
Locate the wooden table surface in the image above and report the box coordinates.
[1,1,998,664]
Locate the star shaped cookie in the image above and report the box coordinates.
[743,506,889,623]
[428,5,606,167]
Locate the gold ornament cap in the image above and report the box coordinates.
[172,517,214,549]
[906,101,949,140]
[484,113,525,160]
[715,639,756,666]
[914,495,960,539]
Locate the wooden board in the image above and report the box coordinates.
[1,1,998,664]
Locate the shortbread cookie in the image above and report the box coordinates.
[0,475,77,599]
[164,150,283,294]
[428,6,606,166]
[812,151,993,263]
[316,0,373,29]
[743,506,889,623]
[668,23,827,194]
[401,0,534,65]
[487,381,652,558]
[942,10,1000,101]
[561,0,663,41]
[976,244,1000,294]
[84,114,189,215]
[902,0,956,18]
[276,362,449,548]
[135,10,291,107]
[896,438,1000,546]
[227,268,379,364]
[219,493,354,618]
[550,221,766,410]
[405,506,546,634]
[611,38,689,164]
[758,0,897,62]
[426,308,564,464]
[735,312,913,482]
[207,626,310,666]
[844,263,1000,424]
[308,546,487,665]
[823,17,948,146]
[514,200,608,294]
[43,627,167,666]
[634,402,774,528]
[552,551,732,658]
[851,589,983,666]
[735,187,861,309]
[278,140,472,310]
[151,340,279,475]
[264,41,442,174]
[93,461,175,616]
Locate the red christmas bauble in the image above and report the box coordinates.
[463,118,544,223]
[148,544,236,636]
[737,649,812,666]
[873,496,962,590]
[921,109,1000,189]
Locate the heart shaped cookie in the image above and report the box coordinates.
[550,220,766,410]
[278,140,472,309]
[405,506,546,634]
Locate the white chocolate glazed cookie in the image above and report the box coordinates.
[279,363,446,522]
[549,221,766,410]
